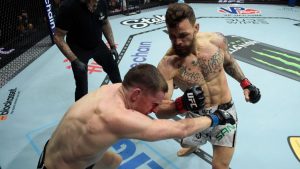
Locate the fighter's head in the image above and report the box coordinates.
[165,3,199,57]
[122,64,168,114]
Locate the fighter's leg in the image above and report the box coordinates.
[177,146,198,156]
[92,151,122,169]
[177,132,208,156]
[177,112,208,157]
[212,145,234,169]
[210,104,237,169]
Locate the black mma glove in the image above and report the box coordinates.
[240,78,261,104]
[111,47,119,61]
[71,58,87,72]
[207,109,235,127]
[175,85,205,113]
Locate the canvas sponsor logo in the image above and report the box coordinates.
[288,136,300,162]
[218,7,261,16]
[130,42,152,68]
[121,15,165,29]
[226,35,300,81]
[250,49,300,78]
[0,88,20,121]
[113,139,166,168]
[63,43,119,74]
[63,59,104,74]
[227,36,258,53]
[278,7,300,13]
[226,18,268,24]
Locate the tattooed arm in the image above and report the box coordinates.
[217,32,246,82]
[102,18,116,49]
[53,27,77,61]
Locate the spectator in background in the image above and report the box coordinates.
[17,10,34,35]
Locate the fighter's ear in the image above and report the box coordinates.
[130,88,142,102]
[194,23,199,32]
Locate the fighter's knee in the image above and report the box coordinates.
[114,154,122,165]
[104,153,122,168]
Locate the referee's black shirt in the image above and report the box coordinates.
[56,0,108,50]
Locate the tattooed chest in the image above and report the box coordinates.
[177,65,203,85]
[199,50,224,77]
[176,50,224,84]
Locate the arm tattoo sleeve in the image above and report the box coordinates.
[218,33,246,82]
[224,55,246,82]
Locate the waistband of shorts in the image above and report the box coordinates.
[217,100,234,110]
[201,100,234,114]
[191,100,234,116]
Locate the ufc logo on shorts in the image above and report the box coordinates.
[187,93,198,108]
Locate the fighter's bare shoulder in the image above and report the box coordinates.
[160,48,181,67]
[211,32,228,48]
[197,32,226,47]
[157,48,181,79]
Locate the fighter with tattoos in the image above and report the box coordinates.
[156,3,261,169]
[54,0,122,101]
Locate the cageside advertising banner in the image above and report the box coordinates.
[226,35,300,82]
[185,0,288,4]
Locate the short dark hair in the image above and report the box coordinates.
[165,3,196,28]
[123,64,168,94]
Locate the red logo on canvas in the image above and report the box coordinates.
[64,59,103,74]
[218,7,261,15]
[63,43,118,74]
